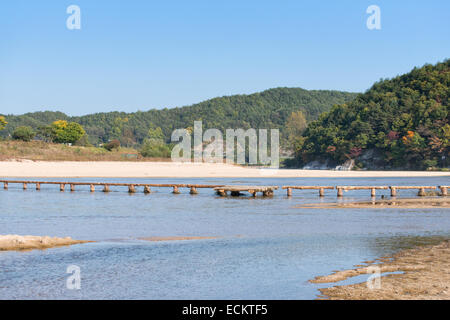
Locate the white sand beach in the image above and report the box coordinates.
[1,160,449,178]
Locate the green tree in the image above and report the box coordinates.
[36,125,54,142]
[140,139,171,158]
[12,126,36,142]
[51,120,86,144]
[147,127,165,141]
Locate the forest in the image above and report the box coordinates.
[0,88,357,150]
[293,60,449,170]
[2,60,447,169]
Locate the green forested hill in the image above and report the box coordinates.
[1,88,357,147]
[294,60,450,170]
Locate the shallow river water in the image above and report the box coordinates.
[0,176,449,299]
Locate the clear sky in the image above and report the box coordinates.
[1,0,449,115]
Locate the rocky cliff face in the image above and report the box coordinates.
[302,149,393,170]
[302,159,355,171]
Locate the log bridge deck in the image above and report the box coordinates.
[214,186,278,197]
[282,185,448,197]
[0,180,448,198]
[335,186,443,197]
[0,180,224,195]
[282,186,334,197]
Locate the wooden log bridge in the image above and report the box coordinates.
[282,186,334,197]
[1,180,448,198]
[0,180,224,195]
[336,186,389,197]
[389,186,437,197]
[214,186,278,197]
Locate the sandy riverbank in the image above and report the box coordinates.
[0,235,91,251]
[1,160,449,178]
[296,197,450,209]
[311,240,450,300]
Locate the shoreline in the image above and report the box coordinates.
[311,240,450,300]
[1,161,449,178]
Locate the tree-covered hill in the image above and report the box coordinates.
[294,60,450,170]
[1,88,357,147]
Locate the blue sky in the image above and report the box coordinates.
[1,0,449,115]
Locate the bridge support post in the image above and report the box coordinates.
[337,188,343,197]
[128,185,135,193]
[390,187,397,197]
[90,184,95,192]
[371,188,376,197]
[216,189,226,197]
[144,186,151,194]
[70,184,75,192]
[103,185,110,193]
[172,186,180,194]
[36,183,41,191]
[319,188,325,197]
[60,184,65,192]
[440,186,448,196]
[286,188,292,197]
[190,186,198,195]
[23,183,27,190]
[3,182,8,190]
[418,188,426,196]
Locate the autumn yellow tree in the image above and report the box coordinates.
[51,120,85,144]
[285,111,307,150]
[0,116,7,131]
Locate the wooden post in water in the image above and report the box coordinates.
[70,184,75,192]
[90,184,95,192]
[286,188,292,197]
[439,186,448,196]
[172,186,180,194]
[23,183,27,190]
[144,185,151,194]
[190,186,198,195]
[128,185,136,193]
[3,182,8,190]
[319,188,325,197]
[60,184,65,192]
[418,188,426,197]
[36,183,41,191]
[216,189,227,197]
[390,187,397,197]
[371,188,376,197]
[337,188,343,197]
[103,185,110,193]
